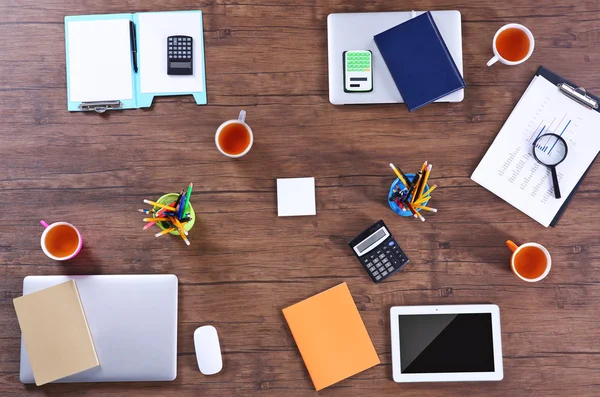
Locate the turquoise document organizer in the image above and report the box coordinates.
[65,11,207,113]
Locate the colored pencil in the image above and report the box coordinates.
[143,200,177,212]
[417,164,432,199]
[410,172,423,203]
[169,216,190,245]
[415,205,437,212]
[389,163,409,188]
[143,217,169,222]
[170,216,189,237]
[138,209,154,214]
[420,184,437,198]
[155,228,175,237]
[143,222,156,230]
[183,183,193,215]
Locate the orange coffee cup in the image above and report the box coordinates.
[506,240,551,282]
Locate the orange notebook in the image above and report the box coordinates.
[282,282,380,391]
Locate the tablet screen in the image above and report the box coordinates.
[398,313,495,373]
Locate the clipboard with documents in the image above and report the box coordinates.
[472,66,600,227]
[64,11,207,113]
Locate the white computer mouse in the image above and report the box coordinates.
[194,325,223,375]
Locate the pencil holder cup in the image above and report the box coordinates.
[388,174,430,217]
[154,193,196,235]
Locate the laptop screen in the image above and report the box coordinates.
[398,313,495,373]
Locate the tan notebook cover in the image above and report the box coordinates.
[282,282,380,391]
[13,280,99,386]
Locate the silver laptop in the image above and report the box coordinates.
[20,274,178,383]
[327,11,464,105]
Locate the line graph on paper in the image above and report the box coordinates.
[522,95,583,156]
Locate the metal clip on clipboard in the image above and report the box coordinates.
[557,83,599,110]
[78,101,123,113]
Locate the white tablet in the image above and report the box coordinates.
[390,304,503,383]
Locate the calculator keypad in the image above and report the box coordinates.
[359,238,409,283]
[167,35,194,76]
[167,36,192,60]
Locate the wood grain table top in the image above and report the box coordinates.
[0,1,599,396]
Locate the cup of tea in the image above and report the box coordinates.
[487,24,534,67]
[506,240,551,282]
[40,220,82,261]
[215,110,253,158]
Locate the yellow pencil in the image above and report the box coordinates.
[143,200,177,212]
[143,217,169,222]
[417,164,432,199]
[410,172,423,203]
[169,216,190,246]
[408,203,426,222]
[415,205,438,212]
[155,227,175,237]
[420,184,438,199]
[389,163,409,187]
[413,197,430,206]
[170,216,188,236]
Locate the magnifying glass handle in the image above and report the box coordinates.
[551,167,561,199]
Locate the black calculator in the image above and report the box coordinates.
[349,220,409,283]
[167,35,193,75]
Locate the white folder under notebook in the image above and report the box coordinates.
[64,11,207,112]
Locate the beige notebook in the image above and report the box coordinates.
[13,280,99,386]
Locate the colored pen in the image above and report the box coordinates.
[176,193,186,220]
[129,21,138,73]
[389,163,409,187]
[143,200,177,212]
[174,190,184,208]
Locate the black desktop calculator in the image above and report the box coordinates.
[349,220,409,283]
[167,35,193,75]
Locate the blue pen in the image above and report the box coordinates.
[176,194,186,220]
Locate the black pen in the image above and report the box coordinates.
[129,21,138,73]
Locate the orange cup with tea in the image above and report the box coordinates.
[40,220,82,261]
[215,110,253,158]
[487,24,534,67]
[506,240,551,282]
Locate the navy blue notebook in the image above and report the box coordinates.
[374,12,465,112]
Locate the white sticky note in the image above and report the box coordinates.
[277,177,316,217]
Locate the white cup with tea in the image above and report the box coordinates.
[487,24,535,67]
[215,110,254,158]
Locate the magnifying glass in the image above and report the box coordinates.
[532,133,568,199]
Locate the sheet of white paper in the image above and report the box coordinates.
[67,19,133,102]
[277,178,316,217]
[472,76,600,227]
[138,12,204,94]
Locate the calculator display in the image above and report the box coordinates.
[356,228,387,255]
[170,62,191,68]
[349,220,409,283]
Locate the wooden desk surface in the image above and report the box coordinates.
[1,1,599,396]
